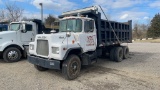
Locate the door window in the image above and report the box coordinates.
[84,20,94,32]
[25,24,32,31]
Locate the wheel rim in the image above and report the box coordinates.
[8,50,18,60]
[69,61,79,76]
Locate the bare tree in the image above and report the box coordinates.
[5,2,24,21]
[0,9,10,23]
[0,9,5,20]
[133,23,141,40]
[21,16,29,21]
[45,14,57,28]
[133,22,149,40]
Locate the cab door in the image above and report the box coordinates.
[20,23,35,44]
[83,20,97,52]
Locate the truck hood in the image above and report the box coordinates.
[51,32,68,44]
[0,31,16,35]
[34,32,80,60]
[36,32,69,44]
[0,31,17,43]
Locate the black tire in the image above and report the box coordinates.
[3,47,22,62]
[101,51,106,57]
[34,65,48,71]
[62,55,81,80]
[110,47,115,61]
[122,46,129,59]
[114,47,123,62]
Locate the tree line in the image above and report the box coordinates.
[133,13,160,40]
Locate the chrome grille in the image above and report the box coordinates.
[36,40,49,56]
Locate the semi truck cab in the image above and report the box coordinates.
[0,19,46,62]
[9,21,37,43]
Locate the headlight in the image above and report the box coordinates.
[30,44,34,50]
[52,47,59,54]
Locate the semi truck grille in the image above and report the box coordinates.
[36,40,49,56]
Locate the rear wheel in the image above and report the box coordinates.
[62,55,81,80]
[114,47,123,62]
[122,46,129,59]
[34,65,48,71]
[110,47,115,61]
[3,47,22,62]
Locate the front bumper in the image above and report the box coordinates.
[27,55,61,70]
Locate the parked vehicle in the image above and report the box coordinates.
[0,24,8,31]
[27,6,132,80]
[0,19,51,62]
[53,20,59,31]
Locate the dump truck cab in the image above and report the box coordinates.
[29,16,97,60]
[28,6,132,80]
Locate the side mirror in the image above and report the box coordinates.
[21,29,27,33]
[90,29,94,32]
[66,31,71,37]
[20,24,27,33]
[50,29,57,34]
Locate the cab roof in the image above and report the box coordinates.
[61,16,93,20]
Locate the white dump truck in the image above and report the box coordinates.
[28,6,132,80]
[0,19,51,62]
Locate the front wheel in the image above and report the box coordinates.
[3,47,22,62]
[62,55,81,80]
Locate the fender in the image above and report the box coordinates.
[63,47,82,60]
[0,41,24,51]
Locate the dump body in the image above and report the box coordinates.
[97,19,132,46]
[31,19,52,34]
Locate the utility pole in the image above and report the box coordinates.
[39,3,43,23]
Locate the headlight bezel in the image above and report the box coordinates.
[52,47,59,54]
[30,44,34,50]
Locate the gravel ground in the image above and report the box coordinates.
[0,42,160,90]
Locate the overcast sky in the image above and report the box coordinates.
[0,0,159,24]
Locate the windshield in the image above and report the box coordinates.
[9,23,20,31]
[59,19,82,32]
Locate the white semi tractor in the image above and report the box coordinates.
[0,19,50,62]
[28,6,132,80]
